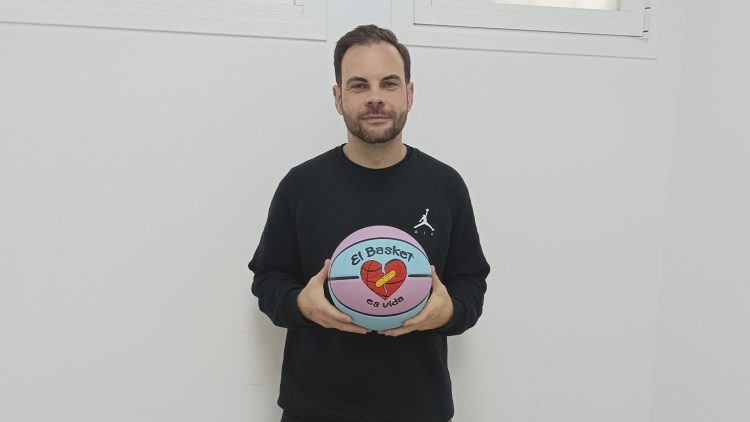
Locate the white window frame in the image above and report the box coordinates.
[0,0,327,40]
[392,0,659,59]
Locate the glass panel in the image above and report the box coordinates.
[152,0,296,5]
[477,0,619,10]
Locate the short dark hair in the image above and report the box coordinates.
[334,24,411,86]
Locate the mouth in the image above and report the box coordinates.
[363,115,391,121]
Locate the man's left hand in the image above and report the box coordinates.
[378,265,453,336]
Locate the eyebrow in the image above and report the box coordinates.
[345,74,403,86]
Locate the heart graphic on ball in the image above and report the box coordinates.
[360,259,407,300]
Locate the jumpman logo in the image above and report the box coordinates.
[413,208,435,236]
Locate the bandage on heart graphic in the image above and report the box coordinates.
[360,259,407,300]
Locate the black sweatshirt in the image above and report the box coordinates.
[248,143,490,422]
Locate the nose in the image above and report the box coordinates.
[365,86,386,109]
[366,95,385,109]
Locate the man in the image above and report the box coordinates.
[248,24,490,422]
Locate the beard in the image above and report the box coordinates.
[342,107,408,145]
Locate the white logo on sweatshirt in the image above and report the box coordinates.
[413,208,435,236]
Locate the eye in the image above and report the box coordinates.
[351,83,367,89]
[383,81,398,88]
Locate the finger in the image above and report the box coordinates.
[320,314,367,333]
[431,265,442,287]
[311,259,331,285]
[320,258,331,276]
[381,315,428,335]
[397,294,436,329]
[402,314,426,328]
[321,302,354,324]
[334,321,370,335]
[379,324,418,337]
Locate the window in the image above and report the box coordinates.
[392,0,658,58]
[0,0,327,40]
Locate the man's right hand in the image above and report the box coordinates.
[297,259,369,334]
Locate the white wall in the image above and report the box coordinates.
[2,1,742,421]
[651,2,750,422]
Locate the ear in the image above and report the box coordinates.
[332,84,343,115]
[406,81,414,112]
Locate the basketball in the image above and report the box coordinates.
[327,225,432,331]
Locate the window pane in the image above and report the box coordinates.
[150,0,296,5]
[476,0,619,10]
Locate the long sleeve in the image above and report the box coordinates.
[430,182,490,336]
[248,172,313,330]
[247,145,482,422]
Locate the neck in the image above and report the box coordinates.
[342,138,407,169]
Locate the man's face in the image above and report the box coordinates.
[333,42,414,145]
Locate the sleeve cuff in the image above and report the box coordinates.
[430,296,466,336]
[284,288,315,330]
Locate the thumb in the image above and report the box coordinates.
[431,265,441,286]
[314,259,331,283]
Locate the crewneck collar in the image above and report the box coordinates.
[335,143,419,178]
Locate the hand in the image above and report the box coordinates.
[297,259,370,334]
[378,265,454,336]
